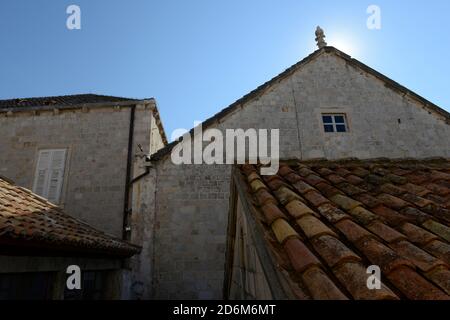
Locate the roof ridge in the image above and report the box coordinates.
[0,93,140,102]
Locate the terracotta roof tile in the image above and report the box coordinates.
[335,219,374,243]
[389,240,447,272]
[402,183,432,197]
[284,172,302,184]
[261,203,287,225]
[422,220,450,242]
[314,182,343,198]
[425,266,450,295]
[0,178,140,257]
[301,266,348,300]
[278,165,296,177]
[330,194,362,211]
[238,158,450,300]
[377,193,410,210]
[353,193,382,208]
[367,221,407,243]
[271,218,298,244]
[399,206,431,224]
[356,237,414,274]
[255,188,277,205]
[400,193,434,208]
[326,174,347,185]
[298,167,316,177]
[424,183,450,196]
[351,167,370,178]
[303,191,329,207]
[399,223,439,246]
[250,179,267,192]
[335,168,352,177]
[266,176,287,190]
[349,206,378,225]
[273,186,302,205]
[247,172,260,183]
[316,203,350,224]
[424,240,450,264]
[303,174,327,187]
[285,200,315,219]
[379,183,406,196]
[387,266,449,300]
[337,182,365,196]
[334,262,398,300]
[311,235,360,268]
[283,238,321,273]
[292,180,316,195]
[296,215,337,239]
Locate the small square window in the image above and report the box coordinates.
[334,116,345,124]
[321,114,348,133]
[322,115,333,124]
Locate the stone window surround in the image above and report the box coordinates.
[31,146,72,208]
[321,113,349,133]
[315,107,352,137]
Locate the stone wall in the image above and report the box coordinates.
[150,50,450,299]
[0,103,156,237]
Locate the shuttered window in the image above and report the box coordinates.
[32,149,67,204]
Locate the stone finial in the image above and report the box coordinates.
[315,26,327,49]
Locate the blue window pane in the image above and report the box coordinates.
[324,125,334,132]
[336,125,347,132]
[334,116,345,124]
[322,116,332,123]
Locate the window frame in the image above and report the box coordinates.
[32,148,68,204]
[321,113,349,133]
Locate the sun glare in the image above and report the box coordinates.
[326,32,360,57]
[328,38,357,56]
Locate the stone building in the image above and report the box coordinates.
[147,45,450,299]
[0,94,167,238]
[0,94,167,299]
[1,34,449,300]
[0,175,140,299]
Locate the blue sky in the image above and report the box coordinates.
[0,0,449,139]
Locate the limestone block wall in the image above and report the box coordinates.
[0,104,155,237]
[150,51,449,299]
[290,53,450,159]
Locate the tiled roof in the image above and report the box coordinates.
[0,94,139,109]
[0,177,140,258]
[238,159,450,300]
[151,46,450,161]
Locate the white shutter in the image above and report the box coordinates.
[33,150,51,197]
[47,150,66,203]
[33,149,67,204]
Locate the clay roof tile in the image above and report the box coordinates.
[236,158,450,300]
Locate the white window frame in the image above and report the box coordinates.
[32,149,67,204]
[322,113,349,133]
